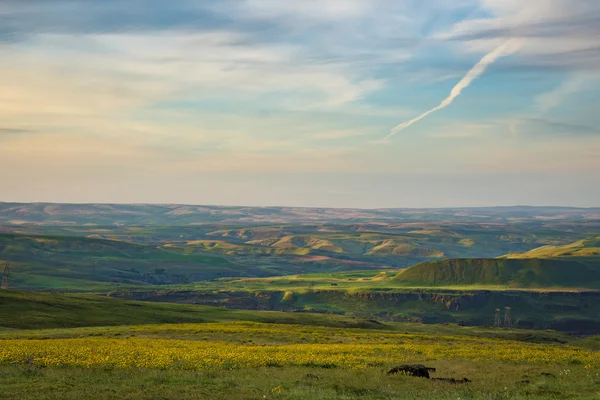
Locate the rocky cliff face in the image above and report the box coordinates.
[107,289,600,334]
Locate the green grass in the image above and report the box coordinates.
[0,290,387,330]
[392,258,600,288]
[389,237,600,289]
[505,236,600,258]
[0,320,579,346]
[0,233,246,289]
[2,220,596,291]
[1,290,588,346]
[9,285,600,337]
[2,233,600,333]
[1,319,599,400]
[4,217,594,291]
[0,233,409,289]
[2,291,600,399]
[100,278,600,333]
[3,362,600,400]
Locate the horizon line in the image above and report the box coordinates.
[1,200,599,211]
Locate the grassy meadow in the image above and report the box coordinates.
[1,291,600,399]
[1,318,600,399]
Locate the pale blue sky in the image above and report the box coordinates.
[1,0,599,207]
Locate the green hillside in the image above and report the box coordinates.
[0,233,257,289]
[0,290,383,330]
[391,236,600,288]
[0,233,404,290]
[183,226,584,269]
[4,204,595,275]
[392,258,600,288]
[504,236,600,258]
[1,290,588,343]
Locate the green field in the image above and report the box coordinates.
[1,291,600,400]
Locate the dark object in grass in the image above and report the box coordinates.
[387,364,436,378]
[305,374,319,380]
[431,378,472,384]
[518,380,531,384]
[388,365,472,383]
[541,372,556,378]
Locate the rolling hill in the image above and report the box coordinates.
[0,233,403,290]
[504,236,600,258]
[2,202,597,276]
[2,202,599,226]
[392,258,600,288]
[197,227,581,268]
[392,237,600,288]
[0,233,261,289]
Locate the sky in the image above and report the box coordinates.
[1,0,599,208]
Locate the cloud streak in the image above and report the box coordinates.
[383,40,521,140]
[0,128,31,134]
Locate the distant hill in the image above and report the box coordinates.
[0,233,403,290]
[2,202,597,275]
[2,202,599,226]
[205,230,447,260]
[392,237,600,288]
[392,258,600,288]
[504,237,600,258]
[0,233,258,289]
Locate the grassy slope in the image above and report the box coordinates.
[1,233,325,289]
[4,227,583,290]
[1,292,599,400]
[103,283,600,333]
[0,233,410,289]
[0,233,209,290]
[504,236,600,258]
[198,226,584,267]
[0,290,391,330]
[392,258,600,288]
[5,218,595,273]
[0,290,584,345]
[391,237,600,289]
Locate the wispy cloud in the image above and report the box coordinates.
[535,75,587,115]
[383,40,520,140]
[0,128,32,134]
[443,0,600,70]
[230,0,372,21]
[516,117,597,136]
[0,0,599,207]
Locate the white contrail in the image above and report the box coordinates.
[383,40,521,141]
